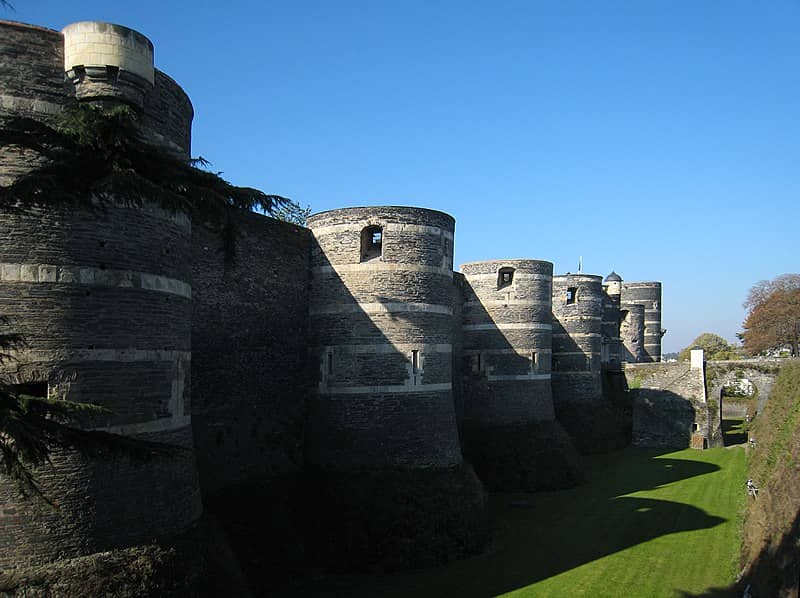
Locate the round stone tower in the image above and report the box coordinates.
[306,206,486,568]
[551,273,631,453]
[621,302,646,363]
[459,259,580,490]
[307,206,460,468]
[601,271,623,369]
[622,281,663,362]
[461,259,555,424]
[0,20,201,570]
[551,273,604,404]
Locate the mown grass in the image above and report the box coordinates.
[283,447,746,598]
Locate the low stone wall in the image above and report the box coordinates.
[625,362,711,449]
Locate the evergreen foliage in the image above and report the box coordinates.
[0,104,288,223]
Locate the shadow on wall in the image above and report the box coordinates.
[303,215,489,576]
[457,275,581,491]
[632,389,698,449]
[549,318,631,454]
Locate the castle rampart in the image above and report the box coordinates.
[0,16,674,584]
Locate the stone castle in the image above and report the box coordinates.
[0,20,669,579]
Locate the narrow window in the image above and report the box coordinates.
[360,226,383,262]
[530,351,538,372]
[552,357,560,372]
[566,287,578,304]
[410,350,421,385]
[497,267,515,289]
[327,350,334,375]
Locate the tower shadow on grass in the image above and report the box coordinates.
[279,448,727,597]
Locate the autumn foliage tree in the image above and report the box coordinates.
[741,275,800,357]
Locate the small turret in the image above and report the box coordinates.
[604,270,622,296]
[62,21,154,109]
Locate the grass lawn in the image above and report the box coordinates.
[284,447,746,597]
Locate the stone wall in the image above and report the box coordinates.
[191,210,311,496]
[625,361,710,448]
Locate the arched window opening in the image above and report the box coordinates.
[566,287,578,304]
[361,226,383,262]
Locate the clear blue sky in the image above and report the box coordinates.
[6,1,799,353]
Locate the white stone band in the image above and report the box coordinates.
[319,382,452,395]
[463,323,552,331]
[313,263,453,278]
[312,222,453,240]
[0,263,191,299]
[310,302,452,316]
[320,343,452,354]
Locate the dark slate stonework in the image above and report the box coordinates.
[307,206,462,470]
[625,362,709,448]
[0,443,201,570]
[191,210,311,496]
[460,259,556,426]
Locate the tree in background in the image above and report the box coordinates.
[743,274,800,313]
[678,333,739,361]
[742,283,800,357]
[270,200,312,226]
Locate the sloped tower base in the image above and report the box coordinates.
[306,464,489,572]
[463,421,582,491]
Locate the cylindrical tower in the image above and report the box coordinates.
[622,282,663,362]
[601,271,623,369]
[0,20,201,570]
[460,259,554,424]
[551,273,630,453]
[551,273,604,404]
[305,206,486,569]
[620,303,646,363]
[307,206,460,468]
[459,260,580,490]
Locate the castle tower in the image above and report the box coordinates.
[306,206,486,567]
[622,281,663,362]
[550,273,632,452]
[551,273,604,404]
[601,271,623,369]
[459,259,580,490]
[0,21,201,570]
[461,259,554,424]
[621,302,646,362]
[307,206,461,468]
